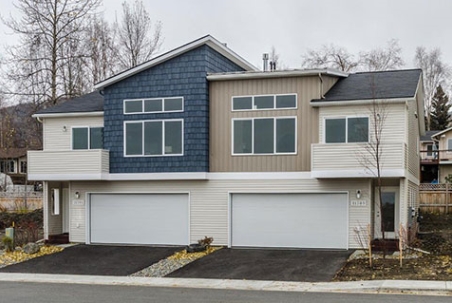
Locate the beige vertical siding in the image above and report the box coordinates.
[43,116,103,151]
[69,178,371,249]
[209,76,337,172]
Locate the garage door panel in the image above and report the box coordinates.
[90,194,188,245]
[231,193,348,249]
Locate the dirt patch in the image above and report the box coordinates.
[335,213,452,281]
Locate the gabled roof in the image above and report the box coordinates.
[421,130,440,142]
[431,127,452,139]
[34,91,104,117]
[94,35,258,90]
[311,69,422,103]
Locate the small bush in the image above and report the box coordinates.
[1,236,13,252]
[198,236,213,247]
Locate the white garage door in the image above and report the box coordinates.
[90,194,189,245]
[231,193,348,249]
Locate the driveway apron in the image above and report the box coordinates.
[0,245,181,276]
[168,248,353,282]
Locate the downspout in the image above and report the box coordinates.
[318,73,325,99]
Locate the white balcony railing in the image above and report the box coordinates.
[27,150,109,180]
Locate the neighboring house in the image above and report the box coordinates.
[0,148,28,186]
[430,127,452,182]
[420,130,439,183]
[27,35,424,249]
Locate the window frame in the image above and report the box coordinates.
[231,94,298,112]
[323,116,369,144]
[123,97,184,115]
[231,116,297,156]
[20,160,27,174]
[71,126,104,150]
[123,119,184,157]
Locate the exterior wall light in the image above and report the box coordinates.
[356,190,361,199]
[75,191,80,199]
[63,126,67,132]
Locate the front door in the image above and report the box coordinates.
[374,187,399,239]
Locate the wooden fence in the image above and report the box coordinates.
[419,183,452,214]
[0,191,43,211]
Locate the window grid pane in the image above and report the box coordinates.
[164,121,182,154]
[124,100,143,113]
[233,120,252,153]
[254,96,274,109]
[348,117,369,143]
[276,95,296,108]
[90,127,103,149]
[164,98,183,112]
[254,119,274,153]
[73,128,89,150]
[144,121,163,155]
[144,99,163,112]
[233,97,252,110]
[125,123,143,155]
[325,119,346,143]
[276,118,296,153]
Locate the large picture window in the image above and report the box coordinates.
[72,127,103,150]
[124,120,183,156]
[124,97,183,114]
[233,117,296,155]
[324,117,369,143]
[232,94,297,111]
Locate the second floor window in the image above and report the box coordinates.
[325,117,369,143]
[20,161,27,174]
[72,127,103,150]
[124,120,183,156]
[124,97,183,114]
[233,117,296,155]
[0,160,15,173]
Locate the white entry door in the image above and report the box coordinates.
[89,193,189,245]
[231,193,348,249]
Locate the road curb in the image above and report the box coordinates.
[0,273,450,296]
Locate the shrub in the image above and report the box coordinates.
[1,236,13,252]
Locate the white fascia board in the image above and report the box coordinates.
[207,69,349,81]
[208,172,313,180]
[311,169,405,179]
[32,111,104,119]
[311,98,412,107]
[431,126,452,139]
[28,173,106,181]
[94,35,257,90]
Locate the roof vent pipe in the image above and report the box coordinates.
[262,53,269,71]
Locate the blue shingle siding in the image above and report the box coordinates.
[103,45,245,173]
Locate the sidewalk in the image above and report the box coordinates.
[0,273,451,296]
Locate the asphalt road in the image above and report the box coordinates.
[1,282,450,303]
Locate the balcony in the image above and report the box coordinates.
[27,150,109,181]
[311,142,406,178]
[420,150,452,165]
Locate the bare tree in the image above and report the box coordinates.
[359,39,404,71]
[116,0,163,69]
[414,47,451,130]
[83,15,119,84]
[301,44,358,72]
[2,0,101,106]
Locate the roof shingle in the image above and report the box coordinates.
[36,91,104,115]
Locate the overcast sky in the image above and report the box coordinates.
[0,0,450,70]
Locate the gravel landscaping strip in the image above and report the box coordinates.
[131,246,222,278]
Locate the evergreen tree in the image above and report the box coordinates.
[430,85,451,130]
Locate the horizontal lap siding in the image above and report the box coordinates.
[43,116,104,151]
[69,178,371,249]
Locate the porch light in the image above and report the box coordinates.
[75,191,80,199]
[356,190,361,199]
[63,126,67,132]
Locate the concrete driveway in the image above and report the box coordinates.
[0,244,181,276]
[168,248,353,282]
